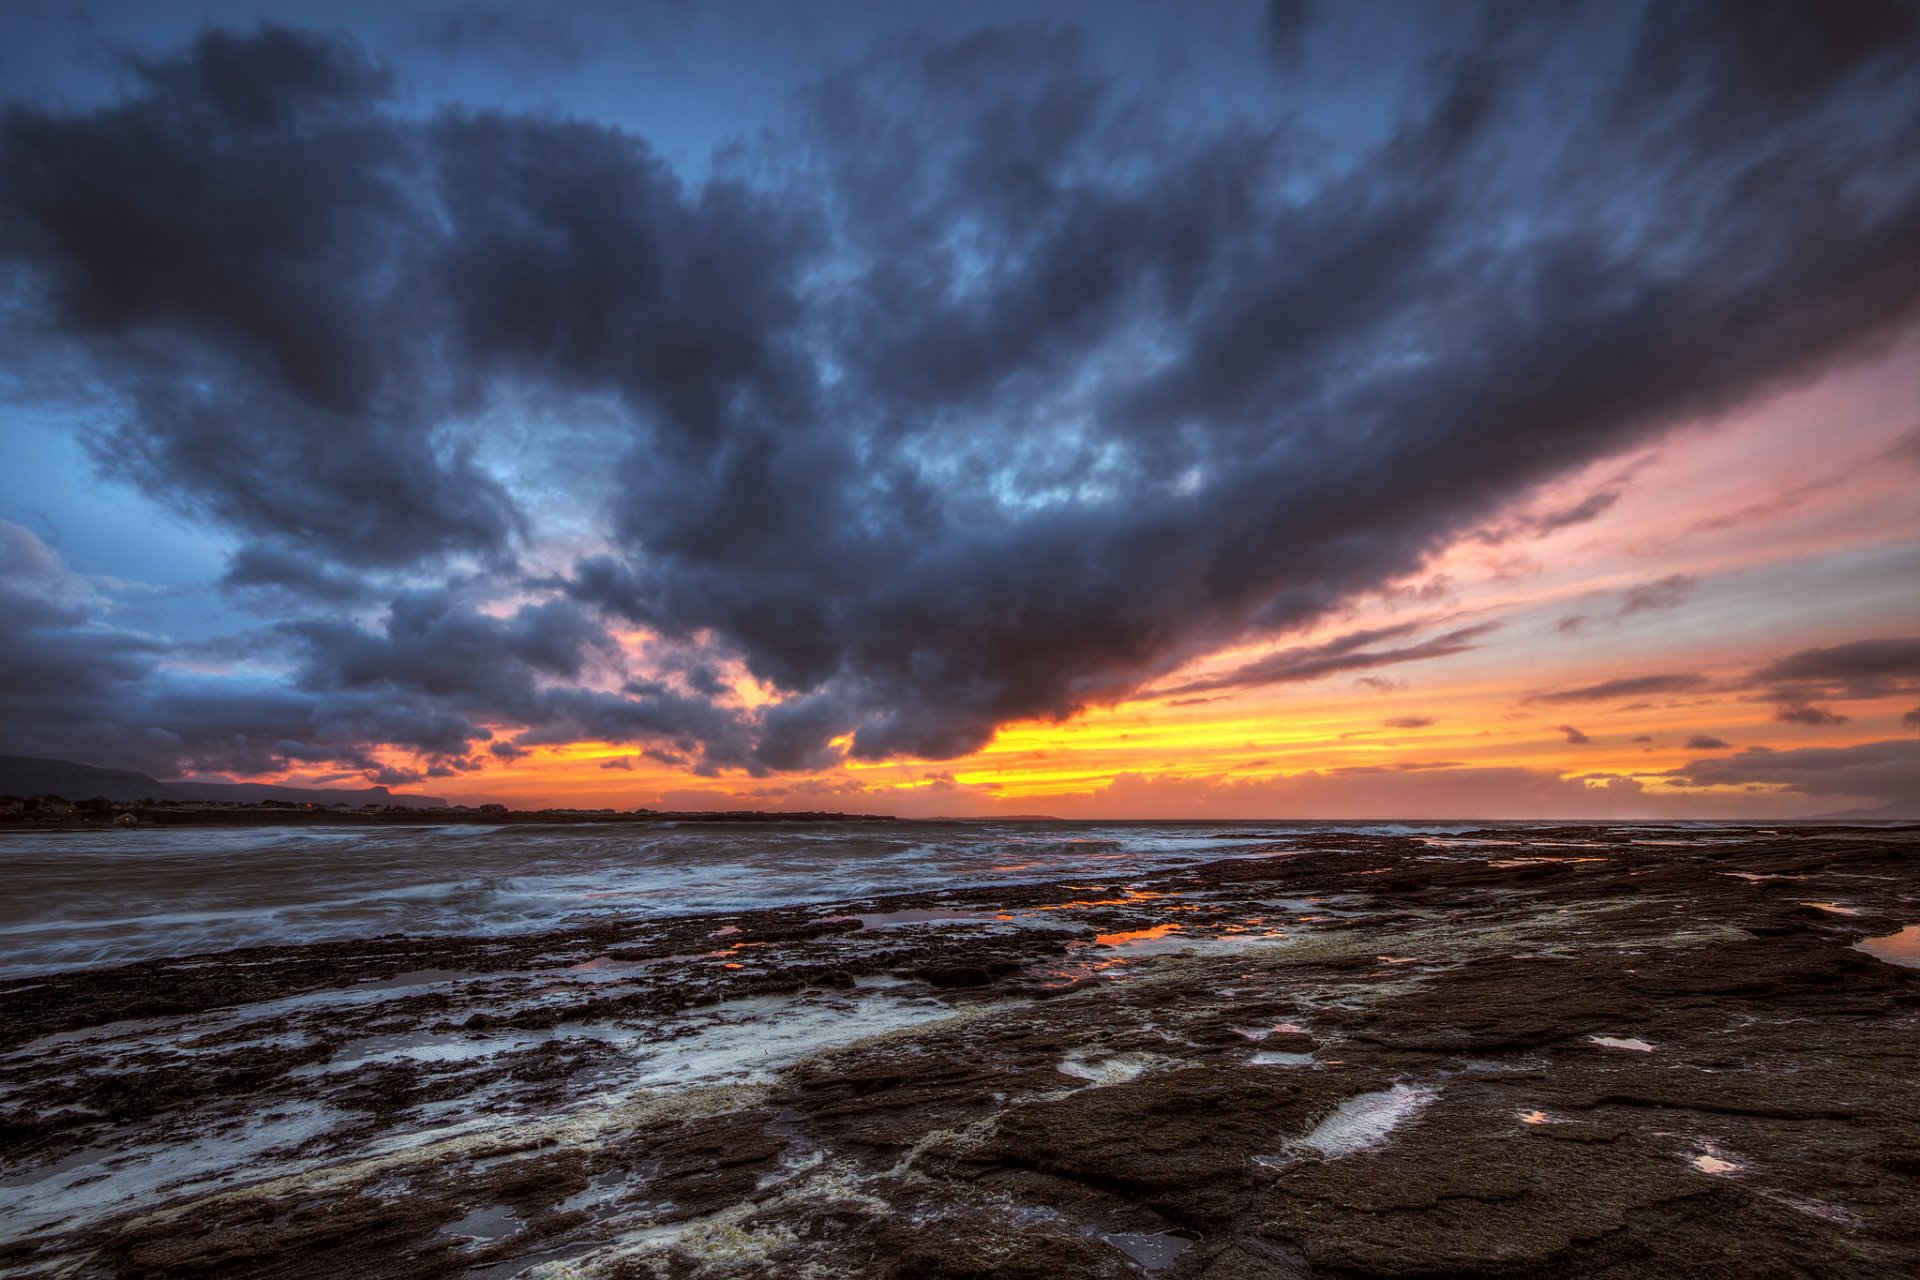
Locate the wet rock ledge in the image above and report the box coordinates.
[2,824,1916,1277]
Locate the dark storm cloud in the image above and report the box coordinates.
[286,591,762,772]
[0,524,168,763]
[221,544,377,604]
[1746,636,1920,726]
[4,6,1920,777]
[582,4,1920,767]
[0,23,809,574]
[1263,0,1316,69]
[412,3,588,66]
[1747,637,1920,698]
[0,521,502,777]
[1665,739,1920,804]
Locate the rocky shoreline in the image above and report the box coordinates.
[3,825,1916,1277]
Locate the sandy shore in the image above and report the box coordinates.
[3,824,1916,1277]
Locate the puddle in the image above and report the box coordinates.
[1853,925,1919,968]
[1490,856,1606,868]
[853,909,1005,928]
[1249,1051,1315,1066]
[1232,1021,1306,1041]
[1096,923,1183,947]
[354,968,475,991]
[567,955,659,978]
[1288,1083,1437,1160]
[1589,1035,1655,1052]
[1801,902,1859,916]
[439,1203,524,1247]
[1057,1051,1163,1087]
[1103,1230,1195,1271]
[555,1167,653,1217]
[1036,955,1132,988]
[1520,1109,1550,1125]
[1690,1154,1740,1175]
[1032,890,1180,911]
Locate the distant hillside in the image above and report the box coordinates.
[0,754,446,808]
[165,782,449,809]
[1802,799,1920,822]
[167,780,448,809]
[0,755,186,803]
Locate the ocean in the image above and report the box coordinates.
[0,819,1512,974]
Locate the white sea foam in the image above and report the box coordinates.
[1589,1035,1655,1052]
[1295,1083,1436,1158]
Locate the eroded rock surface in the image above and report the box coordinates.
[3,825,1916,1277]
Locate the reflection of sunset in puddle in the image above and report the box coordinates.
[853,908,1003,928]
[1854,924,1919,968]
[1038,957,1131,988]
[1490,856,1607,869]
[1691,1154,1740,1175]
[705,941,770,959]
[1800,901,1859,916]
[1095,923,1182,946]
[1520,1110,1549,1125]
[1032,890,1179,911]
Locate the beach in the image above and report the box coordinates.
[3,822,1916,1277]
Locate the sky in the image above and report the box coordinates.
[1,0,1917,819]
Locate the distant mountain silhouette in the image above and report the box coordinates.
[0,755,185,803]
[1803,799,1920,822]
[0,754,446,808]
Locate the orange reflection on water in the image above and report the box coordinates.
[1039,956,1131,988]
[1855,924,1919,968]
[704,941,769,958]
[1033,890,1178,911]
[1095,923,1182,946]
